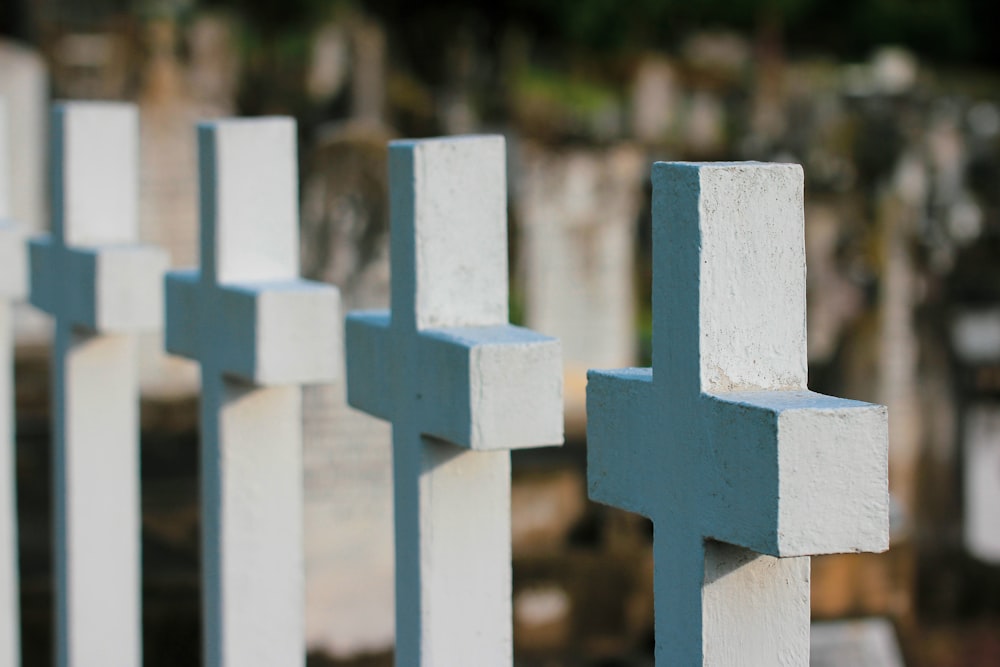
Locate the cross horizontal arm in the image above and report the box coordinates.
[164,270,199,360]
[345,311,392,420]
[345,315,563,451]
[29,239,166,332]
[586,368,657,517]
[703,390,889,557]
[165,270,339,386]
[417,325,562,451]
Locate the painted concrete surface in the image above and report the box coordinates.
[346,136,563,666]
[586,162,889,666]
[0,98,25,667]
[27,102,167,667]
[164,117,340,667]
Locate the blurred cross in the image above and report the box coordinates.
[165,117,340,667]
[29,102,167,667]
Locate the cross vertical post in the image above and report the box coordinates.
[587,162,890,665]
[0,97,26,667]
[28,102,168,667]
[164,117,340,667]
[345,136,564,666]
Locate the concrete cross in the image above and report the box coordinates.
[346,136,563,666]
[587,162,889,665]
[0,97,26,667]
[28,102,168,667]
[165,117,340,667]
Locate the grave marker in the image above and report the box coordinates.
[587,162,889,665]
[165,117,340,667]
[300,124,395,656]
[28,102,167,666]
[346,135,563,665]
[0,97,26,667]
[516,144,643,434]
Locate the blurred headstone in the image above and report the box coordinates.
[187,13,241,113]
[684,91,726,157]
[805,203,864,364]
[516,143,643,436]
[810,618,904,667]
[630,56,679,144]
[439,26,479,135]
[307,23,350,103]
[53,31,129,99]
[300,120,395,656]
[680,31,750,77]
[138,17,233,397]
[962,404,1000,562]
[871,48,918,96]
[351,19,386,123]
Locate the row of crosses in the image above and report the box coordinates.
[0,101,888,667]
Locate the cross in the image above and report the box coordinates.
[164,117,340,667]
[587,162,889,665]
[27,102,168,666]
[345,136,563,666]
[0,96,26,667]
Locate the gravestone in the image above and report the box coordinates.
[29,102,168,667]
[810,618,904,667]
[300,122,395,656]
[516,144,643,435]
[345,135,563,665]
[586,162,889,665]
[351,19,386,123]
[136,17,212,397]
[962,404,1000,562]
[0,98,26,667]
[165,117,340,667]
[631,56,680,144]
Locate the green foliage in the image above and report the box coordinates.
[194,0,1000,65]
[515,67,617,113]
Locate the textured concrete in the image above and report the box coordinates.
[0,98,25,667]
[28,102,168,667]
[165,117,340,667]
[346,136,563,666]
[587,162,889,666]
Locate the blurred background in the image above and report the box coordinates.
[2,0,1000,665]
